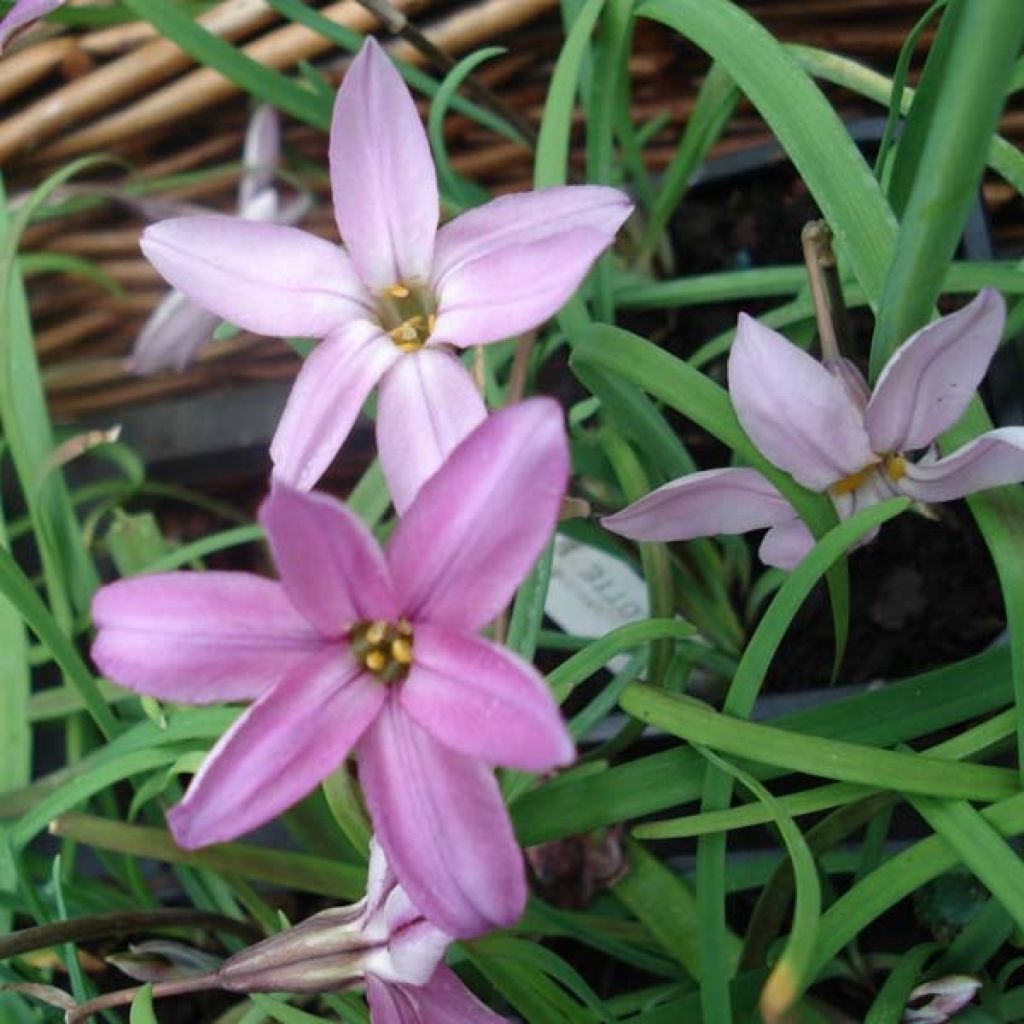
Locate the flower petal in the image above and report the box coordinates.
[358,702,526,938]
[865,289,1006,453]
[260,484,398,637]
[330,38,438,289]
[367,966,509,1024]
[168,650,386,848]
[270,322,400,491]
[238,104,280,212]
[126,290,220,375]
[91,572,321,703]
[388,398,568,631]
[0,0,64,52]
[728,314,875,490]
[898,427,1024,503]
[141,216,371,338]
[400,623,573,772]
[757,518,815,570]
[376,348,487,514]
[601,467,797,542]
[431,186,631,346]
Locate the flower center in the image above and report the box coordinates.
[377,282,436,353]
[348,618,414,683]
[830,452,908,496]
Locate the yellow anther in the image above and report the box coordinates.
[349,618,416,682]
[391,637,413,664]
[885,453,908,482]
[365,621,387,645]
[387,283,411,299]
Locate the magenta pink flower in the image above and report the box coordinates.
[604,289,1024,568]
[0,0,63,52]
[140,37,631,511]
[92,400,574,937]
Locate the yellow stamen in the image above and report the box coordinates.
[387,283,411,299]
[348,618,415,682]
[391,637,413,664]
[364,618,387,643]
[885,453,907,482]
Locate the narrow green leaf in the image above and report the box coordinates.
[622,686,1017,802]
[0,544,116,740]
[639,0,897,304]
[49,813,365,901]
[806,792,1024,980]
[637,61,740,265]
[613,838,736,979]
[864,944,937,1024]
[129,985,158,1024]
[872,0,1024,366]
[699,749,820,1022]
[909,796,1024,934]
[536,0,606,188]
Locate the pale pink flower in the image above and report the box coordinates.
[129,105,307,375]
[139,37,632,511]
[604,289,1024,568]
[91,400,574,938]
[0,0,63,53]
[903,976,981,1024]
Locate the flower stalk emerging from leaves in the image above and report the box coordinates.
[54,840,508,1024]
[91,399,574,938]
[139,36,632,510]
[604,289,1024,568]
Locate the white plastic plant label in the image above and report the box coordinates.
[545,534,650,672]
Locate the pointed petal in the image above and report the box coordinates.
[601,467,797,542]
[728,314,875,490]
[330,38,438,289]
[260,484,398,637]
[431,186,632,346]
[865,289,1006,453]
[169,651,386,848]
[388,399,568,631]
[238,105,280,211]
[91,572,321,703]
[400,624,573,772]
[127,291,220,375]
[141,216,372,338]
[898,428,1024,503]
[358,703,526,938]
[0,0,64,52]
[367,967,509,1024]
[376,348,487,514]
[758,518,815,570]
[270,322,400,491]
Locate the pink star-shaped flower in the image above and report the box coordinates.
[92,400,573,938]
[140,37,631,511]
[604,290,1024,568]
